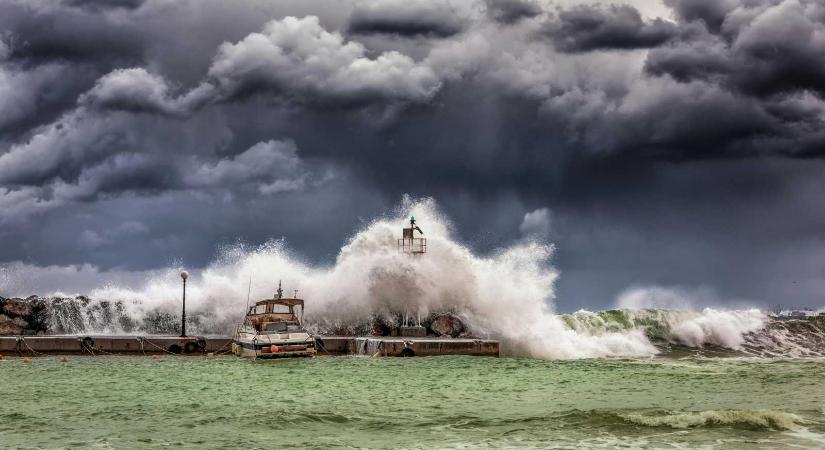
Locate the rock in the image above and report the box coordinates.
[0,296,50,334]
[429,314,465,337]
[369,315,394,336]
[2,298,33,317]
[0,314,26,335]
[371,322,390,336]
[26,297,50,334]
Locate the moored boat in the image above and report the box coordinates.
[232,282,316,358]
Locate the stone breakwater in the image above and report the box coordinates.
[5,294,825,358]
[0,294,473,338]
[0,296,49,335]
[0,295,143,335]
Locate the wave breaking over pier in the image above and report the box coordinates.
[2,199,823,358]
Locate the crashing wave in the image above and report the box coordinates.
[2,198,824,358]
[4,298,825,358]
[561,309,825,357]
[620,409,802,431]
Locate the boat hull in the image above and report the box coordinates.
[232,338,316,359]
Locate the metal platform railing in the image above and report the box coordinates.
[397,237,427,254]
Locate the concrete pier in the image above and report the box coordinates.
[0,335,232,355]
[353,337,499,357]
[314,336,357,355]
[0,335,499,357]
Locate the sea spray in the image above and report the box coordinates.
[0,198,801,358]
[561,308,768,350]
[69,199,668,358]
[671,308,765,348]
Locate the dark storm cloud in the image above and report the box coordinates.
[485,0,543,24]
[80,16,442,116]
[204,16,441,106]
[664,0,739,33]
[0,62,99,138]
[545,4,680,52]
[0,2,146,66]
[2,0,825,309]
[62,0,147,12]
[540,79,777,159]
[646,0,825,97]
[80,68,188,117]
[347,0,467,37]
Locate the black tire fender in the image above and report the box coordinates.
[81,336,95,351]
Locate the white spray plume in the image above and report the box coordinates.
[33,198,655,358]
[671,308,766,349]
[2,198,774,359]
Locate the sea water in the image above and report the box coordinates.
[1,355,824,449]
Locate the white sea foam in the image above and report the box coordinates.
[561,308,770,350]
[670,308,766,349]
[621,409,802,430]
[71,198,659,358]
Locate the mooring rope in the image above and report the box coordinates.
[214,339,234,355]
[18,337,47,357]
[82,342,96,356]
[140,338,184,357]
[315,338,329,354]
[87,345,118,356]
[136,337,147,356]
[13,335,232,358]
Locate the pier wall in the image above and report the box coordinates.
[0,335,499,357]
[353,337,499,357]
[0,335,232,355]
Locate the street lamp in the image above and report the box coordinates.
[180,270,188,337]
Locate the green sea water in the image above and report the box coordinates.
[1,355,825,449]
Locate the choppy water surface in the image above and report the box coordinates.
[2,356,825,449]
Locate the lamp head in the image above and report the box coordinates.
[180,270,189,280]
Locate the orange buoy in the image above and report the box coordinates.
[151,354,160,360]
[23,357,31,364]
[270,345,280,353]
[60,356,69,363]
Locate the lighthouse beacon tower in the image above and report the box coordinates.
[397,216,427,255]
[395,216,428,336]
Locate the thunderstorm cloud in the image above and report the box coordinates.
[1,0,824,310]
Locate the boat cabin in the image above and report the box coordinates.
[246,297,305,333]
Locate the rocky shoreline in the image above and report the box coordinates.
[0,296,50,335]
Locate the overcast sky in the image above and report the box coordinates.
[1,0,824,311]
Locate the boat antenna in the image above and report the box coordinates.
[276,280,283,299]
[411,216,423,235]
[246,276,252,309]
[240,275,253,329]
[293,289,299,299]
